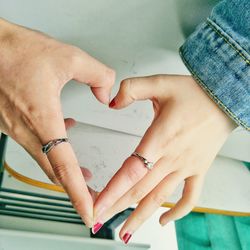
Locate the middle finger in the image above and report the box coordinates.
[97,156,176,223]
[94,120,166,220]
[119,171,183,243]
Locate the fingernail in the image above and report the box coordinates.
[92,222,103,234]
[122,232,132,244]
[109,98,116,108]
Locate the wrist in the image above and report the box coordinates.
[172,75,237,134]
[188,75,238,133]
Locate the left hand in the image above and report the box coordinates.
[93,75,236,242]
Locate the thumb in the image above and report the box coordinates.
[71,49,115,105]
[109,75,162,109]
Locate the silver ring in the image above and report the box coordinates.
[131,152,154,170]
[42,138,69,154]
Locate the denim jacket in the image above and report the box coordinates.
[180,0,250,130]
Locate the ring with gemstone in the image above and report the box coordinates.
[131,152,154,170]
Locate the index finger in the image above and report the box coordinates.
[71,49,115,104]
[37,112,93,227]
[48,143,93,227]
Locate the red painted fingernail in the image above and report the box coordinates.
[122,232,132,244]
[92,222,103,234]
[109,98,116,108]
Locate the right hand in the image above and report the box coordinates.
[93,75,235,242]
[0,18,115,227]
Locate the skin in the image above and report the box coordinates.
[0,18,115,227]
[0,17,236,240]
[93,74,236,242]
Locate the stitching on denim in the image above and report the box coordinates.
[206,18,250,66]
[179,47,249,130]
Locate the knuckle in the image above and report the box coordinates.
[52,162,70,183]
[23,108,59,133]
[9,123,22,141]
[24,105,41,122]
[151,75,164,88]
[126,164,143,185]
[185,198,196,209]
[67,46,85,72]
[133,213,145,224]
[120,79,132,95]
[71,198,84,212]
[131,188,144,202]
[183,191,199,209]
[105,68,116,86]
[151,193,166,206]
[170,201,196,221]
[69,47,82,64]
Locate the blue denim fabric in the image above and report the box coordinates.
[180,0,250,130]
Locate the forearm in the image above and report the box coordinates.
[180,0,250,130]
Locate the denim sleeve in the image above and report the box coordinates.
[179,0,250,130]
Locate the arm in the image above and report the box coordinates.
[180,0,250,130]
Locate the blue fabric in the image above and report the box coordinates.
[179,0,250,130]
[175,213,250,250]
[176,2,250,249]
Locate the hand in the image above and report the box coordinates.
[0,18,115,227]
[93,74,236,242]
